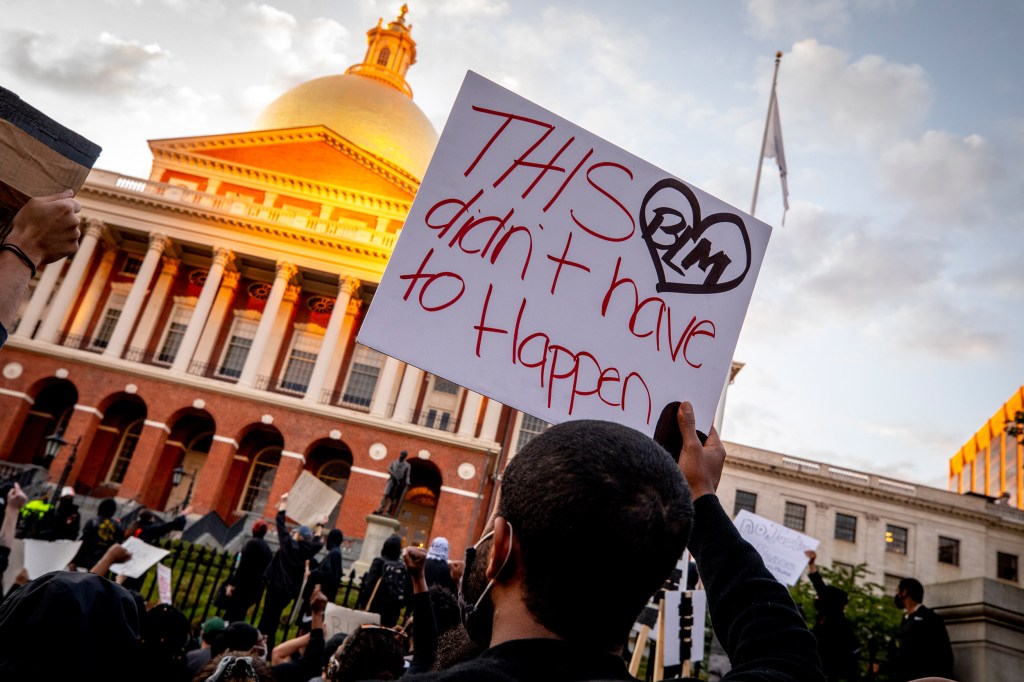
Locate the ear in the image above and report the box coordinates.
[485,516,515,582]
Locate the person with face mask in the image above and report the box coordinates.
[890,577,954,681]
[393,401,822,681]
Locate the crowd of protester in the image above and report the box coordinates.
[0,401,957,681]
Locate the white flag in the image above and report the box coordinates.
[762,94,789,212]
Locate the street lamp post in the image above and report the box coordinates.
[41,427,68,468]
[171,465,197,509]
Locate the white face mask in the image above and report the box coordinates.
[458,522,514,649]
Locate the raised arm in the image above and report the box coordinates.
[676,401,824,681]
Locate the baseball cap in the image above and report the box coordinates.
[296,525,313,540]
[202,616,227,636]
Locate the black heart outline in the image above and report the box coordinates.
[639,178,752,294]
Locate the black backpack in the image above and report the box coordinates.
[380,559,406,603]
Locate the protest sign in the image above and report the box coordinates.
[287,470,342,527]
[23,538,81,578]
[109,536,171,579]
[157,563,172,604]
[358,71,772,436]
[662,589,707,666]
[323,602,380,640]
[733,509,819,585]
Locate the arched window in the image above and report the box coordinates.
[376,47,390,66]
[107,418,144,484]
[241,447,281,512]
[317,459,351,497]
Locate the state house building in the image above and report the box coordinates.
[0,9,544,555]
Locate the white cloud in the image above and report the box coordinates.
[241,3,298,53]
[4,30,172,96]
[880,130,1003,223]
[777,39,932,151]
[746,0,851,39]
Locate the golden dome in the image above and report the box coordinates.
[254,74,438,179]
[253,7,437,180]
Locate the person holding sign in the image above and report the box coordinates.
[393,402,821,682]
[257,493,324,651]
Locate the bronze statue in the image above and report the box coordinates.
[374,450,411,517]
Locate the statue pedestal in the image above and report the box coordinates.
[351,513,400,578]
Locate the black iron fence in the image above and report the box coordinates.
[118,538,366,644]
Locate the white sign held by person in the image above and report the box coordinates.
[324,602,380,640]
[23,538,81,579]
[733,510,819,585]
[109,536,171,579]
[358,71,773,436]
[287,471,342,528]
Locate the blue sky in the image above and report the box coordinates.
[3,0,1022,489]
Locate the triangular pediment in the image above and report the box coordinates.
[148,126,420,200]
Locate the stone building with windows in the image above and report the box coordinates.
[718,441,1024,591]
[0,9,533,556]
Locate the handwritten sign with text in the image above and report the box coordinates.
[733,510,819,586]
[359,71,772,435]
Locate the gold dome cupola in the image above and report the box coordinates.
[345,4,418,98]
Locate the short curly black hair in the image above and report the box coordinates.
[496,419,692,650]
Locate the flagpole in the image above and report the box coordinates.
[750,51,783,216]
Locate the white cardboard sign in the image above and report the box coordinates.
[287,471,342,528]
[109,536,171,579]
[323,602,380,640]
[23,538,82,579]
[733,510,819,586]
[358,71,772,435]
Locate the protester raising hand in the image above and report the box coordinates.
[676,401,726,498]
[403,545,428,594]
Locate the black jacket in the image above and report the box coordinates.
[396,496,823,682]
[263,510,323,595]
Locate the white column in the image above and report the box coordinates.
[323,298,362,400]
[65,247,118,341]
[237,261,296,388]
[103,232,169,358]
[304,276,359,404]
[128,257,181,353]
[256,284,300,380]
[458,391,484,438]
[392,365,424,424]
[370,357,402,417]
[171,247,232,373]
[14,259,65,338]
[37,219,104,343]
[480,398,504,441]
[192,270,240,371]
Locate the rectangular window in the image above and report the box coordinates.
[279,330,323,393]
[120,256,143,275]
[886,524,909,554]
[834,513,857,542]
[515,414,551,454]
[341,344,386,408]
[156,305,193,364]
[90,293,126,349]
[884,573,903,595]
[733,490,757,516]
[217,319,258,378]
[938,536,960,566]
[420,374,461,432]
[783,502,807,531]
[998,552,1019,582]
